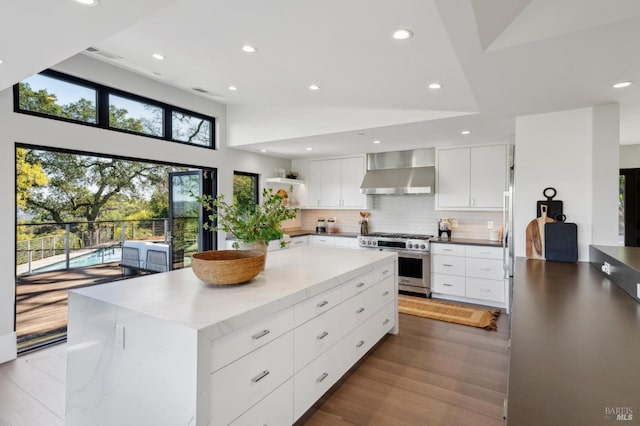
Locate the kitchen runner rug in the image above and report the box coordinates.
[398,295,500,331]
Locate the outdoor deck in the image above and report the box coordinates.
[16,262,128,350]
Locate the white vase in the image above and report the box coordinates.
[235,240,268,270]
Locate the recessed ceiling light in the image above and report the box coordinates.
[152,53,165,61]
[428,82,442,90]
[260,149,267,153]
[392,29,413,40]
[228,85,238,91]
[372,140,381,144]
[613,81,633,89]
[461,130,471,135]
[242,45,257,53]
[309,84,321,91]
[306,147,313,151]
[74,0,99,6]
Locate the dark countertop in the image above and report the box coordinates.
[591,244,640,272]
[285,230,359,238]
[429,237,502,247]
[507,258,640,425]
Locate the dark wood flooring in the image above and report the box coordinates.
[300,309,510,426]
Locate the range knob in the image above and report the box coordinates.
[372,240,377,246]
[420,244,426,250]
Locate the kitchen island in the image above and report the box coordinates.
[65,246,397,425]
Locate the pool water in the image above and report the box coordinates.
[34,247,123,273]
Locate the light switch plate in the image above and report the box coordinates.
[488,221,494,229]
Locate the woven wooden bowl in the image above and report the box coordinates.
[191,250,265,285]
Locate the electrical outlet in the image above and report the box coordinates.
[451,219,458,228]
[601,262,611,276]
[488,221,494,229]
[115,325,125,349]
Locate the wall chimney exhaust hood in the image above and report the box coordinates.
[360,148,435,195]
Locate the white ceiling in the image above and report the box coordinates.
[2,0,640,159]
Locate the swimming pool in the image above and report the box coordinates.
[33,247,123,273]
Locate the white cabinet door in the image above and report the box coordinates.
[340,156,365,207]
[319,159,341,207]
[437,148,470,208]
[469,145,507,208]
[307,160,323,208]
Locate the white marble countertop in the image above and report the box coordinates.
[71,246,396,341]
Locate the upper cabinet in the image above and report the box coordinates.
[436,144,508,210]
[307,156,366,208]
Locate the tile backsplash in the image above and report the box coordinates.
[290,195,503,240]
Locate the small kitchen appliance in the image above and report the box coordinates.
[438,218,452,240]
[316,218,326,233]
[358,232,433,296]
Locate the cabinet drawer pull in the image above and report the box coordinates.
[356,307,365,314]
[382,291,390,296]
[251,329,270,340]
[251,370,270,383]
[356,340,365,348]
[382,269,389,274]
[383,318,390,325]
[442,264,453,267]
[316,300,329,308]
[317,331,329,340]
[480,288,491,292]
[316,372,329,383]
[443,248,453,251]
[442,283,453,287]
[480,267,492,271]
[356,282,366,288]
[480,251,491,254]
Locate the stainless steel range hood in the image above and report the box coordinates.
[360,148,435,195]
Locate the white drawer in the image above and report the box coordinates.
[371,276,395,314]
[293,307,342,372]
[229,379,293,426]
[342,271,374,300]
[289,236,309,247]
[431,243,465,256]
[466,245,503,260]
[431,273,466,296]
[341,286,374,334]
[466,257,504,280]
[293,342,343,421]
[371,262,394,284]
[209,332,294,426]
[294,284,343,326]
[431,254,465,276]
[210,307,294,373]
[466,278,505,302]
[368,301,395,343]
[309,235,334,246]
[334,236,359,249]
[341,315,376,370]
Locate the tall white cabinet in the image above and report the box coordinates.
[307,156,366,208]
[436,144,508,210]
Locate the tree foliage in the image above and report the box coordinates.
[16,147,48,210]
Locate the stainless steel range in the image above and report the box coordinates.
[358,233,432,296]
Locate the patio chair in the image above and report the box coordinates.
[121,246,142,276]
[145,249,168,273]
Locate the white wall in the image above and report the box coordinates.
[514,105,619,262]
[620,144,640,169]
[0,54,291,363]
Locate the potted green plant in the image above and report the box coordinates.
[197,186,298,255]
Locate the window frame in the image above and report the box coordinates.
[233,171,260,210]
[13,69,216,149]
